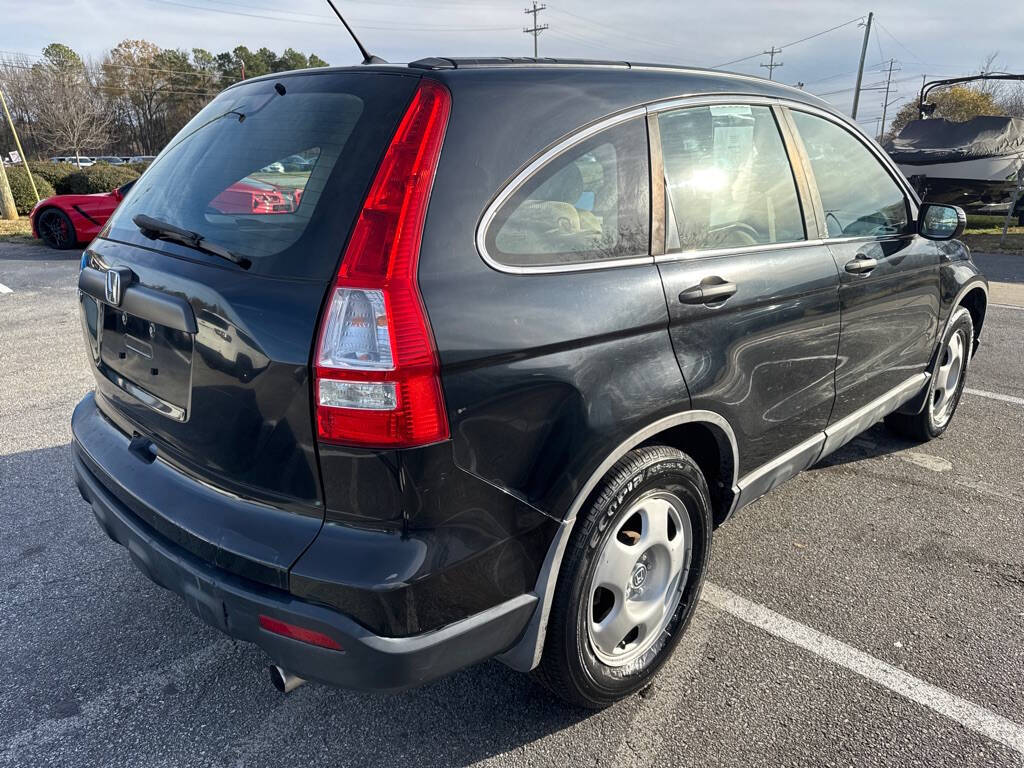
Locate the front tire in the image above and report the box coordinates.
[37,208,77,250]
[534,445,712,708]
[885,306,973,442]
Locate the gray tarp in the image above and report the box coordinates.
[885,116,1024,165]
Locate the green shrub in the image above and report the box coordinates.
[125,162,151,175]
[59,164,140,195]
[30,162,76,189]
[4,166,55,215]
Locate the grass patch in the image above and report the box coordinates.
[962,232,1024,255]
[0,217,38,245]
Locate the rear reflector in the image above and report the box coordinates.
[314,78,451,449]
[258,615,343,651]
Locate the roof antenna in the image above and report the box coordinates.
[324,0,387,64]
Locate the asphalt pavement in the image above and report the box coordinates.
[1,242,1021,767]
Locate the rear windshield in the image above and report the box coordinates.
[104,72,418,280]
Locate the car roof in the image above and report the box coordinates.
[238,56,835,115]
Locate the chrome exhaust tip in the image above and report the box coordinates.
[268,665,306,694]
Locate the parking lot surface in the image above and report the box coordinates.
[1,242,1021,767]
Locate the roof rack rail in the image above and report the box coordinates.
[408,57,631,71]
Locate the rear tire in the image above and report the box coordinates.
[37,208,77,250]
[884,306,973,442]
[533,445,712,709]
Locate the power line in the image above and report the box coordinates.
[147,0,517,32]
[874,19,923,64]
[711,16,864,69]
[547,8,684,51]
[546,29,617,55]
[523,2,548,58]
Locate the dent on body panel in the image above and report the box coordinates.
[668,247,840,472]
[830,238,940,416]
[426,257,680,517]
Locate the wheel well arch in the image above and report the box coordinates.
[958,284,987,350]
[32,203,70,228]
[637,420,737,526]
[498,409,740,672]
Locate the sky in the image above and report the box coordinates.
[1,0,1021,135]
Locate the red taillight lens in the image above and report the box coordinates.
[314,79,451,449]
[258,615,343,651]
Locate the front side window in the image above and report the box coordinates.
[658,104,805,253]
[485,118,650,268]
[790,111,910,238]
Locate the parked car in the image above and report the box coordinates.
[71,59,988,708]
[94,156,127,165]
[128,155,156,164]
[30,179,299,249]
[31,182,136,249]
[281,153,317,172]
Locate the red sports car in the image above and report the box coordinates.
[30,179,300,250]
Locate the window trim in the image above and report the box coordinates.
[781,104,919,242]
[652,101,813,261]
[476,106,652,275]
[476,95,920,275]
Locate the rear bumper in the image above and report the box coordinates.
[72,399,537,692]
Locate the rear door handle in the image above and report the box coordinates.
[679,279,737,305]
[844,255,878,274]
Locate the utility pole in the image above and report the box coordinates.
[760,47,783,80]
[0,161,17,221]
[878,58,901,140]
[851,11,874,119]
[523,1,548,58]
[0,89,38,204]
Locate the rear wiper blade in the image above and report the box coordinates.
[132,214,251,269]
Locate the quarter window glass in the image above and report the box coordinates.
[486,118,649,268]
[658,105,805,253]
[790,111,909,238]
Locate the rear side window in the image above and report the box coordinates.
[104,72,418,280]
[790,110,910,238]
[658,105,805,253]
[484,118,650,268]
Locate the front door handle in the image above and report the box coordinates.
[679,279,738,305]
[844,255,878,274]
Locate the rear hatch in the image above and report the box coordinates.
[78,70,419,582]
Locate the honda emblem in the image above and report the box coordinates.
[104,267,132,307]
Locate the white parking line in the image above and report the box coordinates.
[0,282,12,294]
[701,583,1024,757]
[991,303,1024,312]
[965,388,1024,406]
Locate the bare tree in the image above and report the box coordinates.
[32,44,110,163]
[0,53,42,157]
[998,83,1024,118]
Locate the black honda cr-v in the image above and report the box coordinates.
[72,58,988,708]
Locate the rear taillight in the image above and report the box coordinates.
[314,78,450,449]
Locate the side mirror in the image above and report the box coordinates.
[111,187,122,201]
[918,203,966,241]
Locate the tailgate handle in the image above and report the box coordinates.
[79,266,197,334]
